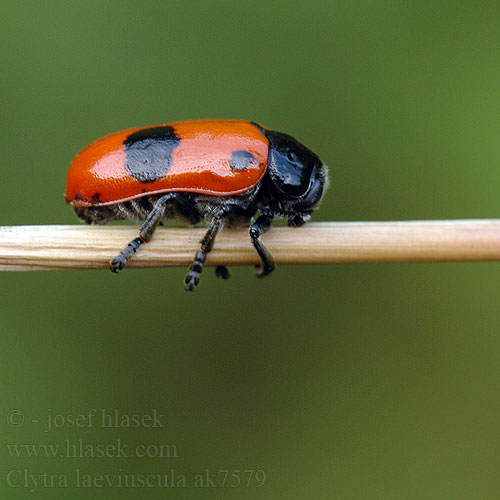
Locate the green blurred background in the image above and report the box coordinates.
[2,1,500,498]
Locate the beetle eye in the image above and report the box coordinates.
[286,150,297,162]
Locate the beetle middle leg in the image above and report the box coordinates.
[184,212,224,291]
[110,193,177,273]
[184,204,253,291]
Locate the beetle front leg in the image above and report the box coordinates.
[287,213,308,227]
[249,214,275,278]
[110,193,175,273]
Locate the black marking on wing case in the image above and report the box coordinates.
[230,150,255,171]
[124,126,181,183]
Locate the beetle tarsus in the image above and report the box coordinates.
[184,272,200,292]
[110,237,144,273]
[185,250,206,291]
[110,255,126,273]
[254,259,275,278]
[287,214,307,227]
[185,211,226,290]
[215,265,231,280]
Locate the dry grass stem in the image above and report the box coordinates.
[1,220,500,271]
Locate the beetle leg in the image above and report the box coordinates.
[110,193,175,273]
[249,214,275,278]
[184,203,257,289]
[173,194,203,225]
[287,213,309,227]
[215,265,231,280]
[185,212,224,291]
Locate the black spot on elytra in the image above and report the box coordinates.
[230,150,255,171]
[124,126,180,183]
[92,193,101,202]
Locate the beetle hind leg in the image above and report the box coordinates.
[110,193,175,273]
[110,236,145,273]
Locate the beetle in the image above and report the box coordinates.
[66,119,328,291]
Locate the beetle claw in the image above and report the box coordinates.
[110,255,127,273]
[254,264,274,278]
[184,271,200,292]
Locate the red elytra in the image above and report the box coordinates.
[66,120,270,207]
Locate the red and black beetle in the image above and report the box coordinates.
[66,119,328,291]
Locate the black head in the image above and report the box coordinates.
[263,129,327,213]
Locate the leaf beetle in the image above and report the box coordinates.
[66,120,328,291]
